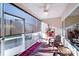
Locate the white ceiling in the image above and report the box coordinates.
[70,6,79,16]
[23,3,68,19]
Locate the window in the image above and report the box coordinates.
[4,3,41,34]
[35,19,41,32]
[4,4,24,37]
[4,4,25,18]
[4,13,24,37]
[0,3,41,55]
[0,4,1,37]
[0,40,1,55]
[0,3,1,56]
[4,4,24,51]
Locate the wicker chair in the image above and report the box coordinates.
[53,35,61,47]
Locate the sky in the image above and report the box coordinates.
[4,3,37,25]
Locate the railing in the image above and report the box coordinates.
[0,32,42,56]
[4,35,24,56]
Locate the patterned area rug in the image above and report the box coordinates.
[30,42,58,56]
[30,42,73,56]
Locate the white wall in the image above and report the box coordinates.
[53,27,62,36]
[41,22,62,37]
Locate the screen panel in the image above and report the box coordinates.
[4,13,24,37]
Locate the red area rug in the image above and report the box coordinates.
[19,42,42,56]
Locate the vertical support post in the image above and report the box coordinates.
[1,38,4,56]
[22,34,25,51]
[61,18,65,44]
[1,3,5,56]
[61,20,64,44]
[22,19,25,51]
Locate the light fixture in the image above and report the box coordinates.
[44,10,48,15]
[44,4,49,15]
